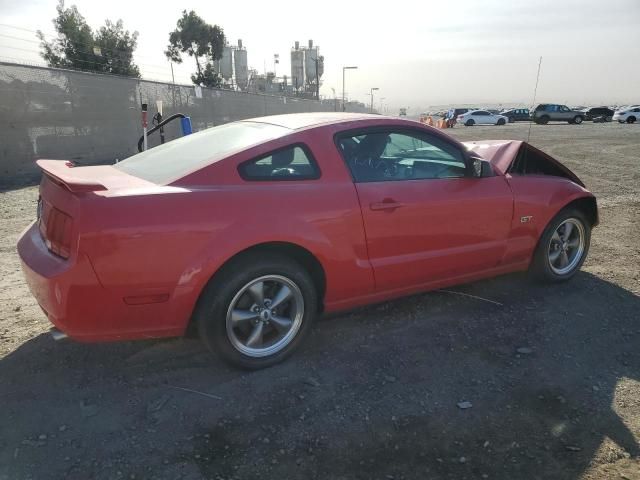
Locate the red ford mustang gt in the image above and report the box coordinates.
[18,113,597,368]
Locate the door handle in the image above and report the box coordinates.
[370,199,403,211]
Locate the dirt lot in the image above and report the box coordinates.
[1,122,638,480]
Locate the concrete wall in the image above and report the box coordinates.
[0,62,367,182]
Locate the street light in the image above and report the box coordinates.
[342,66,358,112]
[370,87,379,113]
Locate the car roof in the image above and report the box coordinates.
[240,112,386,130]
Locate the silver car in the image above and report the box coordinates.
[533,104,585,125]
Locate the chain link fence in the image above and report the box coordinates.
[0,62,366,183]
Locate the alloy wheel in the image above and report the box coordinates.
[225,275,304,357]
[547,218,585,275]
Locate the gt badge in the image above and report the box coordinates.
[520,215,533,223]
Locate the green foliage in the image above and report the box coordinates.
[191,62,222,88]
[37,0,140,77]
[166,10,226,88]
[95,20,140,77]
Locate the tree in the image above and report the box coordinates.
[191,63,220,88]
[165,10,226,88]
[94,20,140,77]
[37,0,140,77]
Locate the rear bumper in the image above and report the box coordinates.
[17,222,185,342]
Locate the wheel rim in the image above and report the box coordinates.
[575,117,582,124]
[226,275,304,358]
[547,218,585,275]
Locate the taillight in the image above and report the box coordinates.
[39,201,73,259]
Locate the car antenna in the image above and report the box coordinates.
[527,56,543,144]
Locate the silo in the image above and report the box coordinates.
[317,55,324,78]
[305,46,319,84]
[234,48,248,89]
[220,46,233,80]
[290,42,304,90]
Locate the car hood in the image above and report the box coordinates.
[463,140,523,175]
[462,140,585,186]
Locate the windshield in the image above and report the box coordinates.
[114,121,290,184]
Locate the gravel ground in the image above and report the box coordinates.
[0,122,638,480]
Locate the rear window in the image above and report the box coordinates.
[114,121,289,184]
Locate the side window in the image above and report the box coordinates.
[238,145,320,181]
[337,130,467,183]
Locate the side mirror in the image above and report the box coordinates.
[471,157,494,178]
[473,157,483,177]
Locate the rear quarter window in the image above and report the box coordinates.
[238,145,320,181]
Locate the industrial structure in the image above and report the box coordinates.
[289,39,324,97]
[214,39,249,91]
[213,39,326,100]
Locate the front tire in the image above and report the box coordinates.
[573,115,583,125]
[497,118,506,125]
[538,115,550,125]
[465,119,475,126]
[195,253,318,369]
[529,208,591,282]
[627,116,636,124]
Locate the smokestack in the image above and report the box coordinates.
[308,39,313,48]
[294,41,299,50]
[238,39,243,49]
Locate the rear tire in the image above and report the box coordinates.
[529,208,591,283]
[508,116,515,123]
[538,115,550,125]
[195,253,317,369]
[465,119,475,126]
[573,116,583,125]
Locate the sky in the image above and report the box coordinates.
[1,0,639,113]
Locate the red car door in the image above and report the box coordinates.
[337,128,514,291]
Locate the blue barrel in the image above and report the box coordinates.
[180,117,193,136]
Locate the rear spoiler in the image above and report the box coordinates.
[36,160,107,193]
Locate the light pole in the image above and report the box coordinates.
[369,87,379,113]
[342,66,358,112]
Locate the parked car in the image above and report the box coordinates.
[444,108,474,127]
[18,113,598,369]
[457,110,508,126]
[500,108,531,123]
[532,104,585,124]
[612,105,640,124]
[582,107,614,122]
